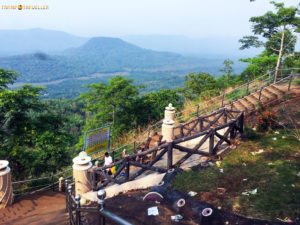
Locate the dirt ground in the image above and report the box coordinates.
[0,191,68,225]
[85,189,198,225]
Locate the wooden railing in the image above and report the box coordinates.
[90,108,244,190]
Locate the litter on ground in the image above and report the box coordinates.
[188,191,197,197]
[242,188,257,196]
[147,206,159,216]
[171,214,183,222]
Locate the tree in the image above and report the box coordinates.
[183,72,218,100]
[239,53,278,80]
[136,89,184,125]
[239,1,300,82]
[80,76,143,136]
[0,69,73,180]
[219,59,236,88]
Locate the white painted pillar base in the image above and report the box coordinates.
[164,103,175,121]
[0,160,13,209]
[73,152,92,196]
[162,103,175,142]
[162,119,175,142]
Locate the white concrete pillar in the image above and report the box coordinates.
[164,103,175,121]
[0,160,13,209]
[162,103,175,142]
[73,152,92,196]
[162,119,175,142]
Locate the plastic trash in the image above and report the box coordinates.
[272,137,277,140]
[242,188,257,196]
[216,161,221,167]
[220,168,224,173]
[297,172,300,177]
[188,191,197,197]
[202,208,213,216]
[249,188,257,195]
[274,131,280,134]
[171,214,183,222]
[148,206,159,216]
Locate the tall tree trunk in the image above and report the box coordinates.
[274,31,285,83]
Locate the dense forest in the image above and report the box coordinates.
[0,1,299,182]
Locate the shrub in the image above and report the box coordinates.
[257,109,278,131]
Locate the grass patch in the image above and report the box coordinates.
[172,130,300,221]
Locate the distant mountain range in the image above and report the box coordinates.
[0,35,213,82]
[0,28,251,98]
[0,28,88,56]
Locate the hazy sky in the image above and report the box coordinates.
[1,0,299,38]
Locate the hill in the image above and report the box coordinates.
[0,37,213,83]
[0,28,88,56]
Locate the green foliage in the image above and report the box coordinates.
[137,89,184,125]
[0,68,18,89]
[78,76,184,150]
[172,132,300,220]
[239,1,299,53]
[239,1,299,77]
[244,127,259,140]
[80,76,142,136]
[182,72,219,100]
[0,69,73,180]
[239,54,277,80]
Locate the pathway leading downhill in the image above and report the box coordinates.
[0,191,68,225]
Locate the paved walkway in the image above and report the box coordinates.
[0,191,68,225]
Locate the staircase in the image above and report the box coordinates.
[137,72,300,152]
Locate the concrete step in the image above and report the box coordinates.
[268,85,285,95]
[244,94,258,105]
[240,97,256,110]
[234,100,248,113]
[263,87,278,99]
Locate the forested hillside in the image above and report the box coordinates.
[0,37,205,83]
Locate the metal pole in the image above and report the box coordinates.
[98,190,106,225]
[67,185,73,224]
[65,179,69,211]
[75,194,81,225]
[288,71,294,91]
[51,172,54,191]
[246,81,249,94]
[196,105,199,117]
[258,87,263,101]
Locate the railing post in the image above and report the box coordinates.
[51,172,54,191]
[221,90,225,107]
[65,179,69,211]
[258,87,263,101]
[125,159,130,181]
[239,113,244,134]
[288,71,294,91]
[199,117,203,132]
[246,81,249,94]
[196,105,199,117]
[209,128,215,155]
[67,185,73,224]
[75,194,81,225]
[59,177,63,192]
[230,121,236,140]
[97,190,106,225]
[167,142,173,170]
[224,108,227,123]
